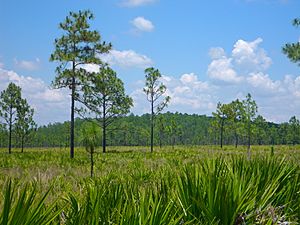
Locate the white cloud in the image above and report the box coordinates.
[0,68,69,125]
[167,74,216,111]
[131,73,217,115]
[14,58,41,71]
[232,38,272,72]
[205,38,300,122]
[120,0,156,7]
[131,17,154,32]
[180,73,198,84]
[127,38,295,122]
[179,73,211,91]
[207,58,243,83]
[283,75,300,98]
[80,64,100,73]
[207,38,271,83]
[253,76,300,123]
[246,72,281,93]
[101,49,153,68]
[1,36,299,124]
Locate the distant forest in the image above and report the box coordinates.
[0,112,298,149]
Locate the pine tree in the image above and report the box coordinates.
[50,10,111,158]
[15,99,37,153]
[0,83,22,154]
[77,66,133,153]
[143,67,170,153]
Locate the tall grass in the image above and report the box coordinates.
[0,146,300,224]
[0,180,62,225]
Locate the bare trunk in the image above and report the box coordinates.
[21,136,24,153]
[159,131,162,149]
[235,131,238,148]
[70,63,75,159]
[102,125,106,153]
[8,104,12,154]
[102,96,106,153]
[150,96,154,153]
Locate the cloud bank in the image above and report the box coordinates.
[130,38,300,123]
[1,38,299,124]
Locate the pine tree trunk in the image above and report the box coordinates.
[21,137,24,153]
[102,96,106,153]
[70,66,75,159]
[247,122,251,160]
[159,131,162,149]
[150,96,154,153]
[103,125,106,153]
[8,104,12,154]
[235,131,238,148]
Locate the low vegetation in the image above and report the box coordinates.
[0,146,300,224]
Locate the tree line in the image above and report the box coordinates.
[1,111,300,148]
[0,10,299,158]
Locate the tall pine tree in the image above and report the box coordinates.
[50,10,111,158]
[143,67,170,153]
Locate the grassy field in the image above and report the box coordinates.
[0,145,300,224]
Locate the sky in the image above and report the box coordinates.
[0,0,300,125]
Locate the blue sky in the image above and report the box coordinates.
[0,0,300,124]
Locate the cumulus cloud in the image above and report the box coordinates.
[206,38,300,122]
[246,72,282,93]
[120,0,156,7]
[283,75,300,98]
[176,77,215,109]
[131,73,217,115]
[207,38,272,83]
[14,58,41,71]
[82,49,153,70]
[252,74,300,123]
[131,17,154,32]
[101,49,153,68]
[232,38,272,72]
[0,68,69,125]
[1,36,299,124]
[208,58,243,83]
[130,37,300,122]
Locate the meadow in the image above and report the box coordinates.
[0,145,300,224]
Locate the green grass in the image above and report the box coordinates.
[0,145,300,224]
